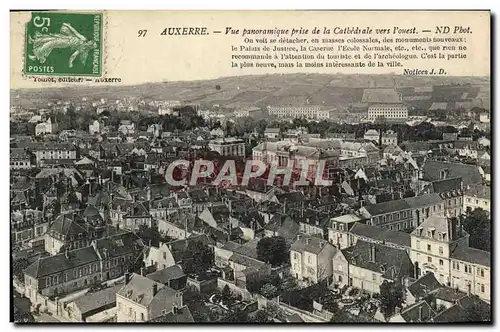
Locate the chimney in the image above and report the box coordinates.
[370,244,376,262]
[65,248,69,259]
[124,272,130,284]
[147,186,151,201]
[152,283,158,296]
[140,267,145,276]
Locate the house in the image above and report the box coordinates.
[264,128,280,139]
[23,246,101,303]
[44,212,93,255]
[143,242,176,271]
[32,143,78,165]
[148,306,194,323]
[406,272,442,306]
[35,117,58,136]
[228,252,271,290]
[463,184,490,214]
[450,140,479,159]
[389,300,436,322]
[330,222,411,252]
[381,130,398,146]
[431,294,491,322]
[116,273,183,322]
[420,177,464,218]
[62,284,122,322]
[117,121,136,135]
[363,129,380,143]
[332,240,414,294]
[89,120,104,135]
[10,148,35,170]
[359,199,413,231]
[410,214,490,302]
[290,234,337,285]
[11,209,48,247]
[146,265,187,290]
[420,161,482,187]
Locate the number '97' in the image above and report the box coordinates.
[138,30,147,37]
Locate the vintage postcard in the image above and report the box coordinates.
[10,10,491,324]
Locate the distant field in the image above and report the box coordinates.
[10,74,490,110]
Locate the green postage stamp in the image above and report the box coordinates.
[24,11,103,76]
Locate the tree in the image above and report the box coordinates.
[180,240,214,276]
[183,286,210,322]
[221,285,233,305]
[13,258,31,281]
[379,280,405,318]
[13,311,35,323]
[460,209,491,251]
[256,236,289,266]
[260,283,278,299]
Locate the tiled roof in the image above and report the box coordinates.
[348,240,413,279]
[407,273,441,299]
[349,222,411,248]
[149,306,194,323]
[404,193,443,209]
[146,265,186,284]
[422,161,482,186]
[450,246,490,267]
[24,246,99,278]
[73,284,122,315]
[291,234,334,255]
[464,184,490,200]
[117,273,177,307]
[362,199,410,216]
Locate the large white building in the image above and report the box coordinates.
[410,215,490,302]
[35,118,58,136]
[208,137,245,157]
[267,105,334,120]
[368,104,408,122]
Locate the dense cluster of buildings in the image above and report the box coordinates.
[10,84,491,323]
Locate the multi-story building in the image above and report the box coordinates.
[290,234,337,285]
[234,107,263,118]
[10,148,35,170]
[208,137,245,157]
[332,240,414,293]
[367,104,408,122]
[32,143,78,165]
[35,117,58,136]
[24,232,145,304]
[420,177,464,218]
[381,130,398,146]
[11,209,48,247]
[410,214,490,302]
[252,141,340,178]
[463,184,490,215]
[116,273,184,322]
[267,105,334,120]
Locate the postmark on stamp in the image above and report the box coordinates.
[24,11,103,76]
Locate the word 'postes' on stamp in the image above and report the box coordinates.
[24,11,103,77]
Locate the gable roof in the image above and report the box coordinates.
[361,199,410,216]
[407,272,442,299]
[117,273,177,307]
[24,246,99,279]
[450,246,490,267]
[422,161,482,186]
[291,234,335,255]
[349,222,411,248]
[146,265,186,284]
[73,284,123,315]
[347,240,413,279]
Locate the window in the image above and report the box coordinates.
[141,313,145,321]
[372,273,376,281]
[129,308,132,316]
[416,240,420,249]
[464,265,469,273]
[439,246,443,255]
[46,277,51,287]
[308,255,312,264]
[161,309,167,315]
[439,259,444,266]
[294,253,298,260]
[427,244,431,252]
[481,269,485,277]
[332,222,337,230]
[339,224,344,231]
[481,284,485,293]
[427,256,432,263]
